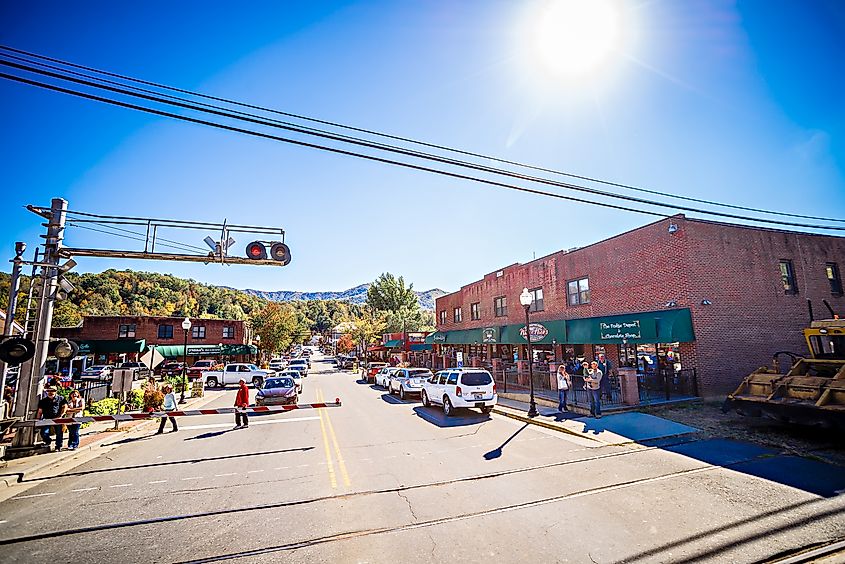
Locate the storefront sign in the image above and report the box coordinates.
[407,333,426,343]
[519,323,548,343]
[187,344,223,355]
[482,327,499,344]
[599,320,643,341]
[433,333,446,343]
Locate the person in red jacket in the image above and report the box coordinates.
[234,378,250,429]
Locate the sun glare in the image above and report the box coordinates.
[532,0,621,77]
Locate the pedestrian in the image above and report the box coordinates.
[36,386,67,450]
[234,378,250,429]
[597,353,614,401]
[65,389,85,450]
[156,384,178,434]
[556,363,571,412]
[584,361,604,418]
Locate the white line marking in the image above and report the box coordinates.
[0,520,6,524]
[110,484,132,488]
[180,415,320,431]
[12,492,56,500]
[273,466,290,470]
[148,480,168,484]
[297,464,310,468]
[214,473,237,477]
[247,470,264,474]
[181,476,203,481]
[71,487,98,492]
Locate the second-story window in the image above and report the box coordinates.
[453,307,462,323]
[471,302,480,320]
[439,310,447,325]
[568,278,590,306]
[192,326,206,339]
[222,326,235,339]
[118,324,136,338]
[529,287,544,312]
[494,296,507,317]
[826,263,843,296]
[779,260,798,294]
[158,324,174,339]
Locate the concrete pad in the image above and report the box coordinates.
[562,412,699,443]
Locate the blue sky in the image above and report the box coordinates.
[1,0,843,293]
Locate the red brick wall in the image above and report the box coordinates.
[54,316,247,346]
[435,216,845,396]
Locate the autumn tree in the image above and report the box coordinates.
[248,302,303,355]
[336,334,354,354]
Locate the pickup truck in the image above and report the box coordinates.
[202,363,275,388]
[119,362,151,380]
[187,359,221,380]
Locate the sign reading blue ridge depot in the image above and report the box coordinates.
[599,320,643,340]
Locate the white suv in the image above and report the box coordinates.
[375,366,399,389]
[389,368,433,400]
[421,368,497,416]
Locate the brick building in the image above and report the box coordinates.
[53,316,255,366]
[428,215,845,397]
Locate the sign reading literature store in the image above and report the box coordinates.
[519,323,549,343]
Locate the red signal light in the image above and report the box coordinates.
[246,242,267,260]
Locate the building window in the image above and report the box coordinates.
[157,324,174,339]
[439,310,447,325]
[568,278,590,306]
[222,326,235,339]
[826,263,843,296]
[471,302,480,320]
[494,296,507,317]
[779,260,798,294]
[529,287,544,312]
[118,324,136,338]
[453,307,462,323]
[192,326,206,339]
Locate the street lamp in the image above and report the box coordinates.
[180,317,191,404]
[519,287,538,418]
[255,334,261,365]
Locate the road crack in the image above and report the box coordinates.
[397,491,418,522]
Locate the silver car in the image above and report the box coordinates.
[388,368,434,401]
[375,366,399,389]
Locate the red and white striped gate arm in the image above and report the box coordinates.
[23,399,342,427]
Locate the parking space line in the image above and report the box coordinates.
[71,487,99,492]
[12,492,56,500]
[214,473,236,477]
[110,484,132,488]
[319,388,351,487]
[181,477,203,481]
[148,480,168,484]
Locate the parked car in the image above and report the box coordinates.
[276,369,303,393]
[339,356,357,369]
[388,368,434,400]
[288,358,309,376]
[375,366,399,389]
[366,362,388,383]
[80,365,113,381]
[187,359,220,380]
[202,363,273,388]
[421,368,497,416]
[255,376,298,406]
[159,361,184,378]
[268,358,287,371]
[119,362,150,380]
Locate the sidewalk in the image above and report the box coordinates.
[0,390,222,491]
[493,396,699,447]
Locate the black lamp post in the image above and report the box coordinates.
[180,317,191,404]
[520,288,538,417]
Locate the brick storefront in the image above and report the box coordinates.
[432,215,845,396]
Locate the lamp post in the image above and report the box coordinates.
[180,317,191,404]
[519,288,538,418]
[255,334,261,366]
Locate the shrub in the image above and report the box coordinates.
[86,397,120,416]
[165,375,186,393]
[126,389,145,411]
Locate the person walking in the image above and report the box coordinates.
[36,386,68,450]
[156,384,178,434]
[234,378,250,429]
[65,389,85,450]
[556,363,571,412]
[584,361,604,418]
[597,353,614,402]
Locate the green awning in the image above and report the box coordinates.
[410,344,432,351]
[77,339,146,354]
[221,344,257,356]
[384,339,404,348]
[151,344,257,358]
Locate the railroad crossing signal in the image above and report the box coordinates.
[246,241,291,265]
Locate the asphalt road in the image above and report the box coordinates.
[1,352,843,563]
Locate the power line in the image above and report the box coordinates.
[3,44,842,225]
[2,69,843,233]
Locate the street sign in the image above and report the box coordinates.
[456,351,464,368]
[140,347,165,369]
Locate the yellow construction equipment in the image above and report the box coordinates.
[723,317,845,429]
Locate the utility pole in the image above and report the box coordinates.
[11,198,67,451]
[0,242,27,417]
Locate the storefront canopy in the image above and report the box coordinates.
[151,344,257,359]
[426,308,695,346]
[410,344,432,351]
[77,339,146,355]
[384,339,404,348]
[367,345,388,352]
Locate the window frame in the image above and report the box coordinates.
[494,296,507,317]
[470,302,480,320]
[222,326,235,339]
[157,324,174,340]
[439,310,447,325]
[567,277,590,306]
[192,325,207,339]
[826,262,843,296]
[453,307,462,323]
[779,260,799,295]
[118,324,136,338]
[529,287,544,312]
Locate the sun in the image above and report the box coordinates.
[531,0,621,77]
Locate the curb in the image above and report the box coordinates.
[491,405,602,443]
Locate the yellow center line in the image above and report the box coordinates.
[318,388,351,487]
[316,388,337,489]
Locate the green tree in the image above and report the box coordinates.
[249,302,301,355]
[345,306,386,354]
[366,273,418,313]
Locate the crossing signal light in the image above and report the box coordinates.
[246,241,267,260]
[0,337,36,366]
[269,243,292,265]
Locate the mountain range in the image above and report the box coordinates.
[239,284,448,310]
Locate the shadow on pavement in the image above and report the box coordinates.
[484,423,530,460]
[413,406,491,428]
[185,428,238,440]
[379,394,417,405]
